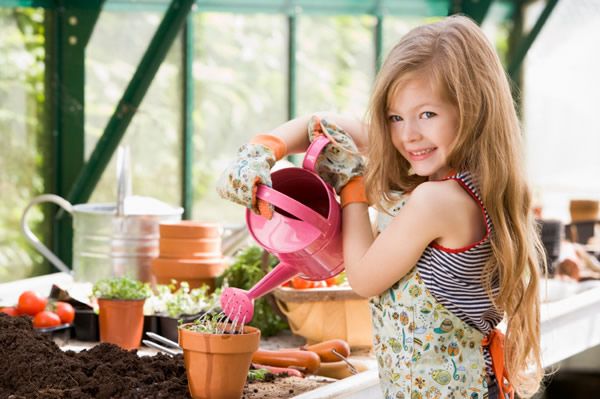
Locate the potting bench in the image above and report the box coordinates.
[2,273,600,398]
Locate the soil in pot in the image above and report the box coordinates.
[0,313,331,398]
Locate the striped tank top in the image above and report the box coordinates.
[377,171,503,371]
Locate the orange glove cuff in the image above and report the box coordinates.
[250,134,287,161]
[340,177,368,209]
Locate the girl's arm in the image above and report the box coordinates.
[266,113,369,155]
[343,180,484,297]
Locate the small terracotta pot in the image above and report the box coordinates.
[159,237,221,258]
[179,323,261,399]
[97,298,145,350]
[159,221,220,239]
[151,257,226,291]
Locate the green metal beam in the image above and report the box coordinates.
[508,0,559,78]
[66,0,196,205]
[1,0,55,7]
[287,14,297,120]
[47,0,103,270]
[374,13,383,72]
[182,14,194,219]
[98,0,456,16]
[451,0,493,25]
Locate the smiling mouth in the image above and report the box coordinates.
[409,148,435,156]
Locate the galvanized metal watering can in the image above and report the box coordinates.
[21,147,183,283]
[220,136,344,323]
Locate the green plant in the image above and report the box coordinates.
[247,367,271,381]
[180,314,239,335]
[144,280,221,317]
[91,276,152,300]
[215,245,288,337]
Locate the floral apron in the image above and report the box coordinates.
[370,193,500,399]
[370,267,490,399]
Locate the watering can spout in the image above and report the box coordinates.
[220,263,299,322]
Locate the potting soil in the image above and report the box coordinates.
[0,313,330,399]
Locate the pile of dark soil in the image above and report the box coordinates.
[0,313,329,399]
[0,313,189,398]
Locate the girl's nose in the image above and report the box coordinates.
[401,120,422,142]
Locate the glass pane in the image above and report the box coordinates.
[524,0,600,222]
[86,11,182,210]
[296,15,376,119]
[0,8,49,283]
[191,13,287,224]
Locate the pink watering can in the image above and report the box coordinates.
[220,136,344,323]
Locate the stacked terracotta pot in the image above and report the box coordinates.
[151,221,225,292]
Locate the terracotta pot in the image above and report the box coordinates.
[159,221,220,239]
[97,298,145,350]
[179,323,261,399]
[151,257,226,291]
[159,237,221,258]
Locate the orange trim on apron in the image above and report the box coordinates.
[482,328,515,399]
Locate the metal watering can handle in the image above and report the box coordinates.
[21,194,73,275]
[255,186,330,234]
[302,135,330,173]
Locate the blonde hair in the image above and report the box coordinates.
[365,15,546,397]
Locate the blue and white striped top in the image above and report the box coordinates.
[377,171,503,370]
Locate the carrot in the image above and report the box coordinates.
[252,349,321,375]
[301,339,351,362]
[252,363,304,378]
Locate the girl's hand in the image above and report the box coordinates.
[216,142,277,218]
[308,116,365,194]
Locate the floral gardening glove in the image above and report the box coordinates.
[308,116,365,195]
[216,135,286,219]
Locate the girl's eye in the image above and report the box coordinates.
[421,111,436,119]
[389,115,403,122]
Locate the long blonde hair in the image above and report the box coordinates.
[365,15,546,397]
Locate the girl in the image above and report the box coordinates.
[217,15,545,399]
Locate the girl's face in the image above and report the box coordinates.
[387,75,459,181]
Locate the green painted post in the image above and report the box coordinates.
[48,0,103,270]
[182,14,194,219]
[508,0,559,78]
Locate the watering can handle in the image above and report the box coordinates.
[302,135,331,172]
[255,185,330,234]
[21,194,73,275]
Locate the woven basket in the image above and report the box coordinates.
[273,286,373,349]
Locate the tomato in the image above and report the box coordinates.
[324,277,337,287]
[33,311,61,328]
[291,276,314,289]
[281,280,292,288]
[312,280,327,288]
[0,306,20,316]
[55,302,75,324]
[17,290,47,316]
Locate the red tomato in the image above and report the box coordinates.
[33,311,61,328]
[291,276,314,289]
[17,290,47,316]
[324,277,337,287]
[0,306,20,316]
[312,280,327,288]
[55,302,75,324]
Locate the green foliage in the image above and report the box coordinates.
[0,8,50,282]
[91,276,152,300]
[247,367,271,381]
[216,245,288,337]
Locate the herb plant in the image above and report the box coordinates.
[144,280,221,317]
[91,276,152,300]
